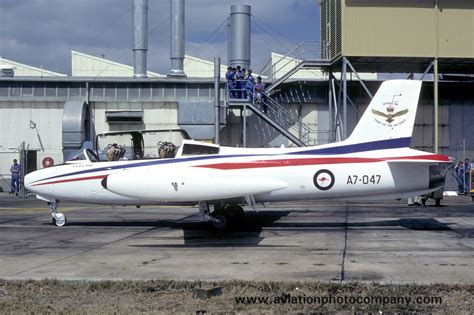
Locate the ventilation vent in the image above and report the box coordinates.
[106,110,143,123]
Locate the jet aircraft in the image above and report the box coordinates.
[25,80,452,228]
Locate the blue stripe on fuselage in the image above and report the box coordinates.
[289,137,411,155]
[32,137,410,184]
[31,154,252,184]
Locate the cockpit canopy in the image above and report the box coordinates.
[66,129,222,163]
[96,129,190,161]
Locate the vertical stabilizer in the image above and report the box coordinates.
[345,80,422,145]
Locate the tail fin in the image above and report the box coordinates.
[345,80,422,146]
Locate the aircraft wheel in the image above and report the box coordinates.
[212,214,227,229]
[435,198,441,207]
[53,213,67,227]
[211,204,245,230]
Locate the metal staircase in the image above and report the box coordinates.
[265,60,332,93]
[226,88,314,147]
[223,41,333,147]
[259,41,332,93]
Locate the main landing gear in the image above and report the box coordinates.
[198,201,245,229]
[49,200,67,227]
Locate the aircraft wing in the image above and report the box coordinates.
[102,167,288,202]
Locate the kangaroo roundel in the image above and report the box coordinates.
[313,169,335,191]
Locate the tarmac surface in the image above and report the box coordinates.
[0,193,473,283]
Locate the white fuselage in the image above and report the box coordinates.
[24,144,450,206]
[25,80,448,208]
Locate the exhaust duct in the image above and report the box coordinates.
[168,0,186,77]
[228,5,251,69]
[133,0,148,78]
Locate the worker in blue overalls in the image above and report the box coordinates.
[225,66,235,99]
[10,159,20,195]
[245,69,255,103]
[235,66,245,99]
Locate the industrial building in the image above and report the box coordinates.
[1,0,474,192]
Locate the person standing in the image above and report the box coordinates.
[255,76,267,113]
[454,161,464,194]
[464,158,471,193]
[225,66,235,99]
[10,159,20,195]
[245,69,255,103]
[235,66,244,99]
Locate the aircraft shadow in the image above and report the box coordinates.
[269,218,452,231]
[64,212,452,248]
[65,210,290,231]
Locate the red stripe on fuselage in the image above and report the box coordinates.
[194,154,450,170]
[194,157,382,170]
[32,175,107,186]
[388,154,450,162]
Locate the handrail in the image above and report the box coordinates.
[225,83,316,146]
[244,103,306,147]
[224,41,338,146]
[259,42,305,77]
[261,41,330,83]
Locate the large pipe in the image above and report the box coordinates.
[133,0,148,78]
[342,57,347,140]
[169,0,186,76]
[214,57,221,144]
[228,5,251,69]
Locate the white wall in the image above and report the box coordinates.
[184,55,228,78]
[0,100,182,178]
[0,57,66,77]
[0,101,64,177]
[71,51,163,77]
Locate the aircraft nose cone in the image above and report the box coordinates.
[24,173,33,191]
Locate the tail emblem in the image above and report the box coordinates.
[371,108,409,124]
[372,94,408,125]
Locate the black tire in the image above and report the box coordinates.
[211,204,245,230]
[435,199,441,207]
[211,214,227,230]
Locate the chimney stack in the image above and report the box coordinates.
[228,5,251,70]
[168,0,186,77]
[133,0,148,78]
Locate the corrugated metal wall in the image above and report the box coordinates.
[320,0,341,60]
[336,0,474,58]
[438,0,474,58]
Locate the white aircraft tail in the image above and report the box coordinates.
[345,80,422,146]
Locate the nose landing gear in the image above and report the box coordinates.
[198,201,226,229]
[49,201,67,227]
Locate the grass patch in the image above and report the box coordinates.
[0,279,472,313]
